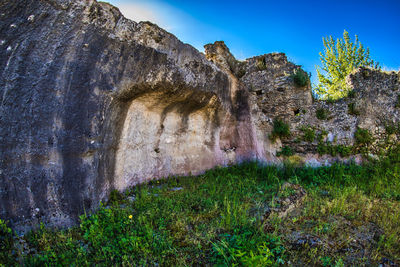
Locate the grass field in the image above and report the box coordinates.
[1,148,400,266]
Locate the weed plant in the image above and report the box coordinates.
[269,118,291,142]
[316,108,329,120]
[292,69,309,87]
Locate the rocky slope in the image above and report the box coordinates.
[1,0,399,230]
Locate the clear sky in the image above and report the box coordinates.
[107,0,400,83]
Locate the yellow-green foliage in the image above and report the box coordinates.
[0,219,14,265]
[315,30,379,100]
[316,108,329,120]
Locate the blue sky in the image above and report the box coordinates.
[107,0,400,83]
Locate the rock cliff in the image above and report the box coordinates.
[1,0,399,230]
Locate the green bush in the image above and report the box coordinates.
[354,128,373,145]
[384,122,400,135]
[317,142,354,157]
[0,219,14,265]
[316,108,329,120]
[336,144,353,157]
[300,126,316,142]
[256,56,267,71]
[315,30,379,100]
[269,118,291,142]
[292,69,309,87]
[347,90,356,98]
[276,145,294,157]
[211,228,285,266]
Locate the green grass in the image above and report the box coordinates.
[276,145,294,157]
[1,148,400,266]
[0,219,15,265]
[354,127,373,146]
[299,125,316,142]
[256,56,267,71]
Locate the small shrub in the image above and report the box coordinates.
[211,229,285,266]
[336,145,353,157]
[292,68,309,87]
[269,118,291,142]
[276,145,293,157]
[354,128,373,145]
[0,219,15,264]
[348,103,360,116]
[317,142,328,155]
[300,126,316,142]
[326,97,336,104]
[316,108,329,120]
[256,56,267,71]
[384,122,400,135]
[317,130,328,143]
[24,223,84,266]
[328,144,338,157]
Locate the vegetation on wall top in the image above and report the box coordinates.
[314,30,380,100]
[291,68,310,87]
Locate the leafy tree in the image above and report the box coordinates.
[315,30,379,100]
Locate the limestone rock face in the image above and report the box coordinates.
[1,0,399,230]
[0,0,257,230]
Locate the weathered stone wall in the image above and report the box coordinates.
[204,41,400,167]
[1,0,399,230]
[229,44,399,166]
[0,0,258,231]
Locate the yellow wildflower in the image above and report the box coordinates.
[128,215,133,219]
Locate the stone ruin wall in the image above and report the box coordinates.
[205,41,400,166]
[1,0,399,230]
